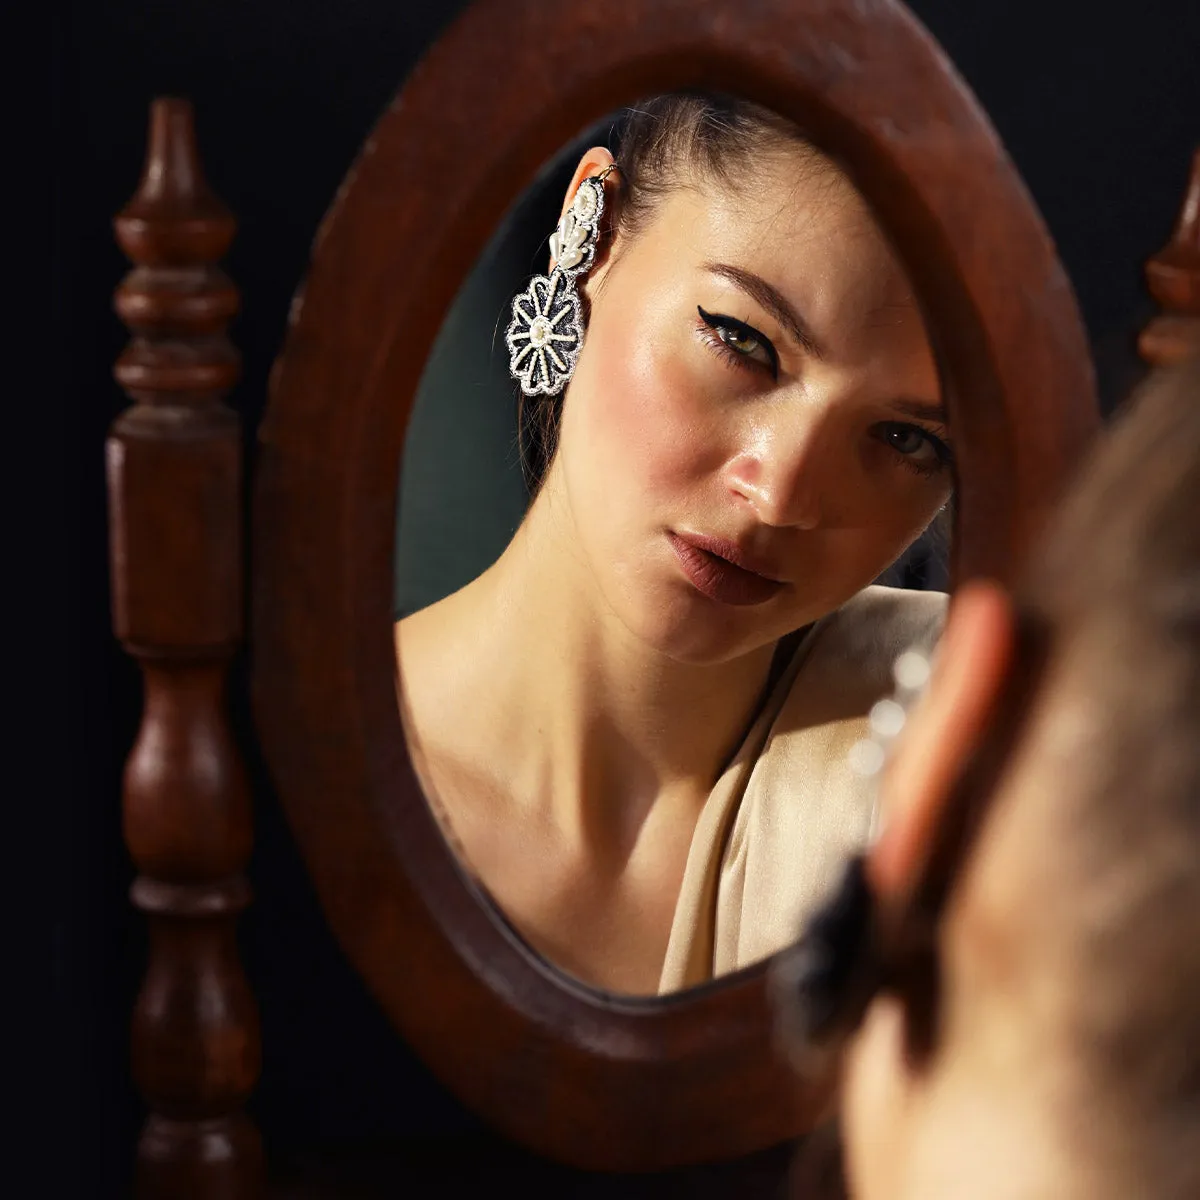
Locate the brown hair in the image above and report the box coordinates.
[518,93,826,494]
[931,360,1200,1197]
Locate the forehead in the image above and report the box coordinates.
[641,147,918,321]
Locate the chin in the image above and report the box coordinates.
[620,588,777,667]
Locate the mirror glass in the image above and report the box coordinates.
[393,95,950,996]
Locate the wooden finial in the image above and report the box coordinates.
[116,97,235,260]
[108,98,263,1199]
[1139,148,1200,366]
[113,98,241,406]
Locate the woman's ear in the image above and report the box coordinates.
[868,581,1016,901]
[552,147,620,277]
[559,147,615,220]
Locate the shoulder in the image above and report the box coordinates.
[810,584,947,667]
[771,585,946,733]
[393,596,479,782]
[394,588,477,714]
[719,587,948,963]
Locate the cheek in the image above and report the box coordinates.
[816,448,947,574]
[843,438,952,554]
[874,475,950,544]
[570,301,725,504]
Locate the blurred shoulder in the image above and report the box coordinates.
[815,584,947,663]
[773,585,947,727]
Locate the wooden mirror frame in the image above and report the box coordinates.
[252,0,1099,1171]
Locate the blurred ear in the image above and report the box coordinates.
[868,581,1016,900]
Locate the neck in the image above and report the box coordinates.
[880,997,1118,1200]
[900,1096,1108,1200]
[437,476,778,852]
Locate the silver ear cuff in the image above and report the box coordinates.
[505,166,615,398]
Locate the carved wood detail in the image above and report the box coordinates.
[1140,147,1200,366]
[108,97,263,1200]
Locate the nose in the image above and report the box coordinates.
[724,412,830,530]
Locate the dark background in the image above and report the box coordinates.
[46,1,1198,1196]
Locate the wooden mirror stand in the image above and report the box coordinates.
[109,99,261,1196]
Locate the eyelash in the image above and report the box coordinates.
[696,307,779,379]
[873,422,955,478]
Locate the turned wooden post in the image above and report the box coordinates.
[108,97,263,1199]
[1139,147,1200,366]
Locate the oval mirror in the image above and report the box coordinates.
[394,99,955,999]
[254,0,1098,1170]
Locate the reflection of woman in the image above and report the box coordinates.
[396,95,953,994]
[821,362,1200,1200]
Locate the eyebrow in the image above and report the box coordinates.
[703,261,948,423]
[890,398,949,426]
[702,261,826,360]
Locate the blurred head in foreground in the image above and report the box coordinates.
[835,360,1200,1199]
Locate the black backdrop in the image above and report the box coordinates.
[48,1,1198,1196]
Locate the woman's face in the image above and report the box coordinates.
[547,145,952,664]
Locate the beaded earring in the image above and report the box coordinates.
[770,645,934,1076]
[505,164,617,398]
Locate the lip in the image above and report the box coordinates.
[668,532,786,607]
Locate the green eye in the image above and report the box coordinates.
[874,421,953,475]
[887,426,927,456]
[697,306,779,376]
[723,326,760,354]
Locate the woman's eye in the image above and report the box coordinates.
[697,307,778,376]
[875,421,953,474]
[723,326,759,354]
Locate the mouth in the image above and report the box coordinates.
[667,532,786,607]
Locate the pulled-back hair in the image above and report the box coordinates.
[608,93,827,242]
[519,93,826,494]
[1012,359,1200,1197]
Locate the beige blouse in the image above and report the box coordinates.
[658,584,947,994]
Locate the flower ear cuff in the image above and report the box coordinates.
[506,166,615,398]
